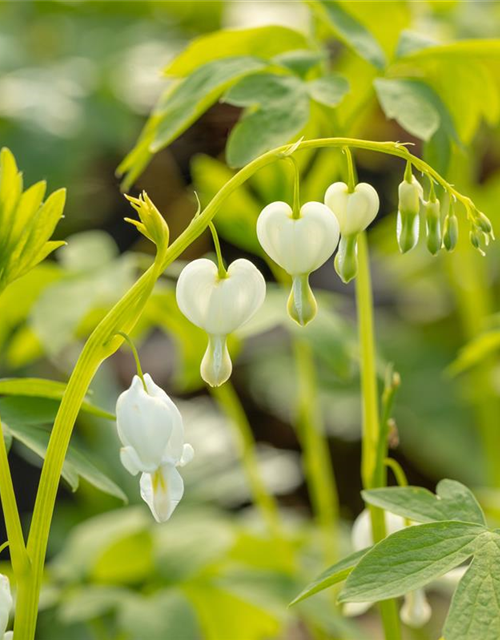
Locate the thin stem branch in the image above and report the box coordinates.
[0,418,30,576]
[208,221,227,279]
[116,331,147,391]
[293,337,339,563]
[355,233,402,640]
[210,382,282,539]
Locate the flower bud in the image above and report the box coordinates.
[176,258,266,385]
[474,210,493,236]
[425,199,441,256]
[334,234,358,284]
[0,575,12,637]
[257,201,339,325]
[324,182,379,236]
[470,228,487,256]
[443,212,459,252]
[397,176,422,253]
[400,589,432,628]
[116,374,194,522]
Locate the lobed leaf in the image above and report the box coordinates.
[363,479,486,526]
[339,521,485,603]
[290,548,369,606]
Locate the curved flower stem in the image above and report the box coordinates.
[0,417,30,576]
[14,137,477,637]
[356,233,402,640]
[210,382,283,540]
[293,337,339,564]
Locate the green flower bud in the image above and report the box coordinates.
[474,210,493,237]
[287,274,317,326]
[334,234,358,284]
[469,229,486,256]
[397,176,422,253]
[425,199,442,256]
[442,213,459,252]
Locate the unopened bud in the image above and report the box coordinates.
[443,213,459,252]
[287,274,317,326]
[425,199,442,255]
[470,229,486,256]
[397,177,422,254]
[334,234,358,283]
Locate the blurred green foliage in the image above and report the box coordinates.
[2,1,500,639]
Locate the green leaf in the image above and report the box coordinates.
[317,0,386,69]
[444,533,500,640]
[395,30,438,58]
[150,56,265,154]
[290,548,369,606]
[448,330,500,376]
[225,73,310,168]
[398,39,500,62]
[0,378,115,420]
[307,75,350,107]
[165,26,308,76]
[8,422,126,502]
[363,479,486,526]
[274,50,325,77]
[118,590,200,640]
[339,521,485,603]
[374,78,440,141]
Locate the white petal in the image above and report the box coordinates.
[325,182,379,236]
[343,601,373,617]
[179,443,194,467]
[120,446,152,476]
[200,334,232,387]
[176,258,266,335]
[116,375,179,471]
[351,509,406,550]
[400,589,432,628]
[140,465,184,523]
[4,632,13,640]
[0,575,12,637]
[257,201,339,275]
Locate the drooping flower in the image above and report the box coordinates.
[0,575,12,638]
[116,373,194,522]
[324,182,379,282]
[425,197,442,256]
[396,175,423,254]
[344,509,431,628]
[176,257,266,386]
[257,201,340,325]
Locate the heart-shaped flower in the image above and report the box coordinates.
[324,182,379,237]
[176,258,266,386]
[324,182,379,282]
[257,201,339,325]
[116,373,194,522]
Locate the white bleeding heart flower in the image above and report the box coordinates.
[343,509,431,629]
[324,182,379,283]
[176,258,266,386]
[324,182,379,237]
[116,373,194,522]
[256,201,339,326]
[0,575,12,638]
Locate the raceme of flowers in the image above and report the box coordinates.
[175,163,493,388]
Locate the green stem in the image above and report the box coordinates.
[355,233,402,640]
[208,221,227,279]
[0,417,30,576]
[293,338,339,563]
[344,146,356,192]
[287,156,301,219]
[116,331,147,391]
[210,382,282,539]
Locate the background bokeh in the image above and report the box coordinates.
[1,1,500,639]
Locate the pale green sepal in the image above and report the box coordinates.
[287,274,317,326]
[334,234,358,283]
